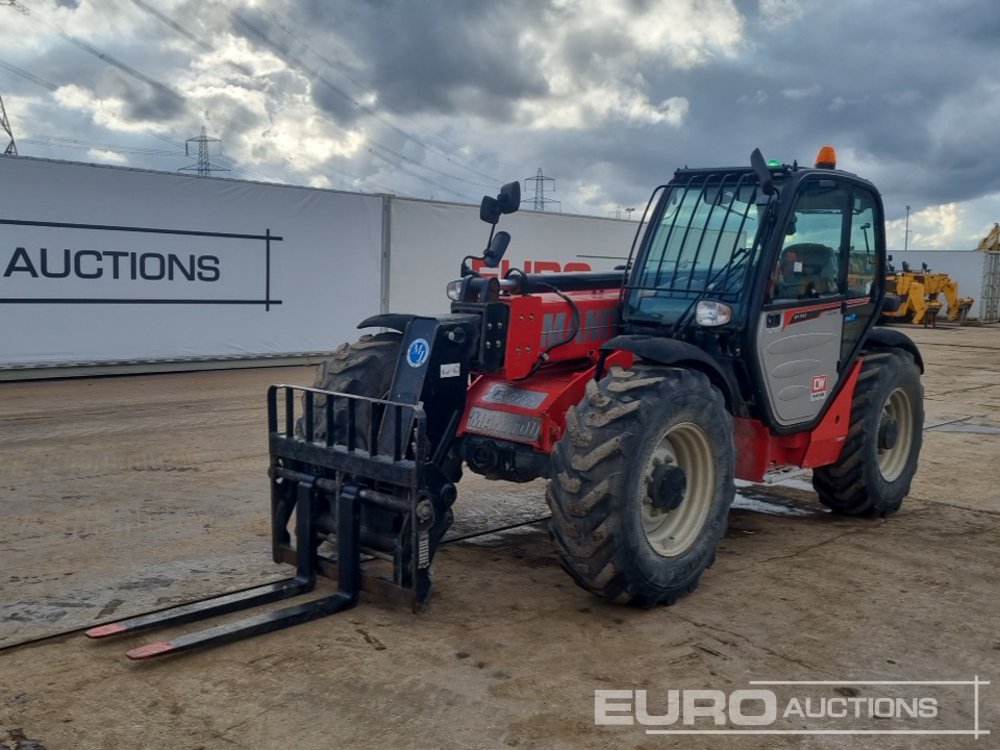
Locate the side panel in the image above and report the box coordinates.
[503,291,620,379]
[733,358,860,481]
[755,301,843,426]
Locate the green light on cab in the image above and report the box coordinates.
[766,159,781,167]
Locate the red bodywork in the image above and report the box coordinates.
[456,288,633,453]
[457,286,857,476]
[732,359,860,481]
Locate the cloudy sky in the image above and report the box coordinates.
[2,0,999,250]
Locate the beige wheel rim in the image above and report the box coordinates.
[640,422,715,557]
[878,387,913,482]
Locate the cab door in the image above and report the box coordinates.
[840,189,881,364]
[755,179,850,427]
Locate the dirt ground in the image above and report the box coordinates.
[1,324,998,749]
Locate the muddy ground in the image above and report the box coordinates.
[1,324,998,749]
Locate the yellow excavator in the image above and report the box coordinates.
[978,223,1000,252]
[883,258,974,327]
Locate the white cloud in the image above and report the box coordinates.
[886,203,963,250]
[517,88,689,130]
[782,84,821,100]
[84,147,127,164]
[738,90,768,105]
[551,0,744,68]
[884,193,1000,251]
[759,0,809,27]
[4,0,998,247]
[512,0,741,129]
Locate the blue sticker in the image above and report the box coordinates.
[406,338,430,368]
[845,313,857,322]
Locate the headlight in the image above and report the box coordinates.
[446,279,465,301]
[695,300,732,326]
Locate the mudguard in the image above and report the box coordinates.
[865,327,924,372]
[358,313,417,332]
[601,334,737,410]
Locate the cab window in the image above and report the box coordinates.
[846,192,877,299]
[767,180,849,303]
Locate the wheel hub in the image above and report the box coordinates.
[639,422,715,558]
[877,387,914,482]
[647,463,687,513]
[878,416,898,451]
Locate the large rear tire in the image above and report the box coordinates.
[812,351,923,516]
[546,366,735,606]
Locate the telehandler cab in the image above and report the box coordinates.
[90,146,923,658]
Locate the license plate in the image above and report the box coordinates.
[465,407,541,442]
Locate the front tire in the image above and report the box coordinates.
[294,333,403,552]
[812,351,923,516]
[546,366,735,606]
[302,332,401,447]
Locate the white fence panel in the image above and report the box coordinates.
[0,157,384,368]
[982,252,1000,323]
[387,198,637,315]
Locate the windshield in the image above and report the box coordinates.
[624,172,767,326]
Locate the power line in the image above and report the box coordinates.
[221,0,501,183]
[129,0,255,78]
[0,5,495,200]
[117,1,430,192]
[22,134,177,156]
[371,143,493,189]
[0,25,288,180]
[0,58,56,91]
[214,1,503,188]
[367,148,474,201]
[4,0,186,107]
[0,57,192,155]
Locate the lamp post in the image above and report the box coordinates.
[625,207,635,220]
[904,205,911,251]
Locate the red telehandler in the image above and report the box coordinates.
[90,146,923,658]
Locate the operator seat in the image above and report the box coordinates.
[773,243,839,300]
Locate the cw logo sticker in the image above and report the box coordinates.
[810,374,829,402]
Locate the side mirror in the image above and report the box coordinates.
[480,196,502,226]
[497,181,520,214]
[750,148,775,196]
[483,231,510,268]
[480,181,522,226]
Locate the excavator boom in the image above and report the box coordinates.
[979,223,1000,252]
